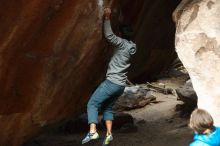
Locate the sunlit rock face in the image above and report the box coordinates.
[175,0,220,126]
[0,0,179,145]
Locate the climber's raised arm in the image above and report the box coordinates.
[103,7,124,48]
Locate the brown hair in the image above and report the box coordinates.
[189,109,214,134]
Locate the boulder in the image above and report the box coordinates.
[174,0,220,125]
[176,80,197,117]
[113,86,156,111]
[176,80,197,105]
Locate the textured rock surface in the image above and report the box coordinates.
[113,86,156,111]
[0,0,180,145]
[175,0,220,126]
[176,80,197,105]
[129,0,181,82]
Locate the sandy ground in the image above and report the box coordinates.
[28,75,194,146]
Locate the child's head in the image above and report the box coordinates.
[189,108,214,134]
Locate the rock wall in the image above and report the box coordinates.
[0,0,180,145]
[129,0,181,82]
[175,0,220,126]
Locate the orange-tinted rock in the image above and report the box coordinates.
[0,0,180,145]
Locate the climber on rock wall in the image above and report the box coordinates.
[82,7,137,146]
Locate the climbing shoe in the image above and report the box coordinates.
[82,132,99,144]
[102,134,113,146]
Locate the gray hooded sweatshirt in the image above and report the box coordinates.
[104,20,136,86]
